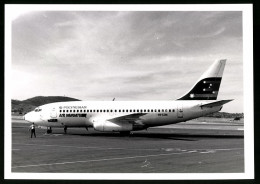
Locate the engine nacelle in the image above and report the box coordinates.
[93,121,133,132]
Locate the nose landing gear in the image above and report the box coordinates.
[47,127,52,134]
[64,126,67,134]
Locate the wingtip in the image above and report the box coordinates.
[224,99,234,103]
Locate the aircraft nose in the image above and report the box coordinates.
[24,112,30,122]
[24,111,36,123]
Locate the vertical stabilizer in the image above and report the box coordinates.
[177,59,226,100]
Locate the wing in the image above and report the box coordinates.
[107,113,147,124]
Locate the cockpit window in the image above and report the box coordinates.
[34,107,42,112]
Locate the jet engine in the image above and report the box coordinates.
[93,121,133,132]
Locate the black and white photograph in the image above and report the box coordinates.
[5,4,254,180]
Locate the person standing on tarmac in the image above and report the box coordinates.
[29,123,36,138]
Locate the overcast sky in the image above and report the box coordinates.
[11,11,243,113]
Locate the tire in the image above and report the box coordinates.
[47,129,52,134]
[119,131,131,136]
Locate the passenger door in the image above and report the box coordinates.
[177,105,183,118]
[50,107,57,118]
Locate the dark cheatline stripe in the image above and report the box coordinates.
[178,77,222,100]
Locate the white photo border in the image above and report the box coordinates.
[5,4,254,180]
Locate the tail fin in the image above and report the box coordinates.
[177,59,226,100]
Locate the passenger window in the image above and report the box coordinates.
[122,110,125,112]
[169,109,171,112]
[90,110,92,112]
[63,110,65,112]
[165,109,167,112]
[115,110,117,112]
[119,110,121,112]
[80,110,82,112]
[60,110,62,112]
[107,110,109,112]
[73,110,75,112]
[126,110,128,112]
[110,110,113,112]
[147,109,150,112]
[137,109,139,112]
[162,109,164,112]
[158,109,160,112]
[155,109,157,112]
[151,110,153,112]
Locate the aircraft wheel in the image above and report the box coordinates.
[119,131,131,136]
[64,126,67,134]
[47,127,52,134]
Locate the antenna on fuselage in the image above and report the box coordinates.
[112,98,115,101]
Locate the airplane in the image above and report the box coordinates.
[24,59,232,135]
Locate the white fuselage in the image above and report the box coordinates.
[24,59,228,133]
[24,100,222,131]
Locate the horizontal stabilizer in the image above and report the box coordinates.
[200,100,233,108]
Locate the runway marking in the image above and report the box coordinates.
[12,143,159,151]
[188,150,197,153]
[209,148,242,151]
[12,143,243,153]
[12,151,195,169]
[141,159,153,168]
[200,150,216,154]
[12,147,243,169]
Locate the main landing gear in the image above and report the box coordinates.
[46,127,52,134]
[119,131,131,136]
[64,126,67,134]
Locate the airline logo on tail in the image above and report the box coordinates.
[178,59,226,100]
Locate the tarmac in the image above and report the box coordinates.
[11,119,244,173]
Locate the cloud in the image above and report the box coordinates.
[11,11,243,112]
[196,27,226,38]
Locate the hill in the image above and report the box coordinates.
[12,96,80,114]
[204,112,244,119]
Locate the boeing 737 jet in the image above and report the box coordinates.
[24,59,232,134]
